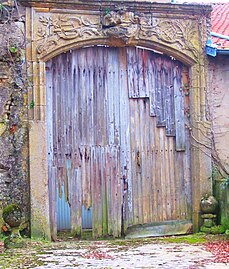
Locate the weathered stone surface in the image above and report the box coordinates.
[29,121,51,240]
[0,3,29,227]
[200,195,218,214]
[214,178,229,230]
[208,56,229,175]
[125,220,193,239]
[2,204,23,227]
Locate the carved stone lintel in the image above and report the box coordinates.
[34,9,200,61]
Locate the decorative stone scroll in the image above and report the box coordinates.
[35,9,199,61]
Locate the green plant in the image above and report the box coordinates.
[9,46,18,54]
[200,225,225,235]
[29,100,35,109]
[104,8,110,15]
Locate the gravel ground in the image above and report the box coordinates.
[0,237,228,269]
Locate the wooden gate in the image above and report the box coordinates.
[46,46,192,238]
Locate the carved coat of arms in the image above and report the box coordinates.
[102,10,141,40]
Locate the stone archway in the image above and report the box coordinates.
[23,0,212,240]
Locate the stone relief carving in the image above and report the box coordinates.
[35,10,199,59]
[36,15,101,54]
[102,9,141,39]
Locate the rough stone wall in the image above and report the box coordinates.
[0,2,29,223]
[208,55,229,229]
[208,56,229,175]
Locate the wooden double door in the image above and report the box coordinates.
[46,46,192,238]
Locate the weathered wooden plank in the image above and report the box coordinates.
[96,50,104,146]
[78,50,85,146]
[113,49,120,146]
[110,146,117,236]
[65,53,71,158]
[168,137,176,220]
[55,57,61,171]
[46,61,57,240]
[149,117,156,222]
[90,147,96,238]
[69,52,74,160]
[117,147,122,237]
[118,48,132,230]
[178,151,186,220]
[114,146,122,237]
[86,48,94,146]
[103,49,109,146]
[101,147,108,235]
[174,150,182,219]
[155,122,162,222]
[155,75,165,126]
[143,50,150,101]
[184,129,192,219]
[129,99,137,225]
[91,147,99,238]
[71,53,79,169]
[71,168,82,236]
[127,47,138,98]
[165,61,176,136]
[51,167,57,240]
[174,65,185,151]
[105,147,112,235]
[107,49,115,145]
[96,147,103,237]
[161,128,167,221]
[140,99,149,224]
[151,120,156,222]
[136,100,143,225]
[137,49,144,97]
[164,134,171,220]
[127,47,150,99]
[80,147,86,208]
[145,100,152,223]
[137,48,149,98]
[135,100,142,225]
[147,53,157,117]
[86,147,92,208]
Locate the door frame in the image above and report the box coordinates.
[25,1,212,240]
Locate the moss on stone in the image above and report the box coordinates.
[2,204,22,227]
[221,216,229,230]
[213,176,229,230]
[200,225,225,234]
[3,204,20,214]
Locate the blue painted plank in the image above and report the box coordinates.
[57,185,92,230]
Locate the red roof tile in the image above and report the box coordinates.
[211,3,229,49]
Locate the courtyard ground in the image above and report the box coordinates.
[0,234,228,269]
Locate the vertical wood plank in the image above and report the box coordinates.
[71,168,82,236]
[118,48,132,230]
[148,54,157,117]
[165,61,176,136]
[155,58,166,127]
[174,65,185,151]
[46,60,57,240]
[129,99,138,225]
[127,47,138,98]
